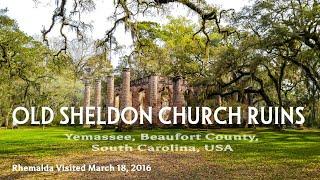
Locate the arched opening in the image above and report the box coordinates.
[160,87,171,121]
[138,89,146,111]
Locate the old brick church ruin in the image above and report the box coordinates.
[82,68,253,127]
[82,68,190,126]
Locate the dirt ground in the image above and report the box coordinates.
[1,151,319,180]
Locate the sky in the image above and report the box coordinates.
[0,0,250,66]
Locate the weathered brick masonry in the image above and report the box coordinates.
[82,68,249,126]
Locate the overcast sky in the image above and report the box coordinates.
[0,0,250,66]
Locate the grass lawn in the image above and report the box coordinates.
[0,127,319,179]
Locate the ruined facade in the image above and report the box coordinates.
[82,68,188,126]
[82,68,253,127]
[113,68,188,126]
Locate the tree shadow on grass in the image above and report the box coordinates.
[0,156,45,180]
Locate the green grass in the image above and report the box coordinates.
[0,127,320,179]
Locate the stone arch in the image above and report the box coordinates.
[159,86,172,107]
[138,88,147,110]
[158,86,173,122]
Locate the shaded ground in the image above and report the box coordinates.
[0,127,319,179]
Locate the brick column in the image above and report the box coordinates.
[103,75,114,128]
[94,79,102,107]
[83,79,91,126]
[149,75,158,126]
[106,75,114,108]
[119,68,131,130]
[92,79,101,128]
[131,88,140,123]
